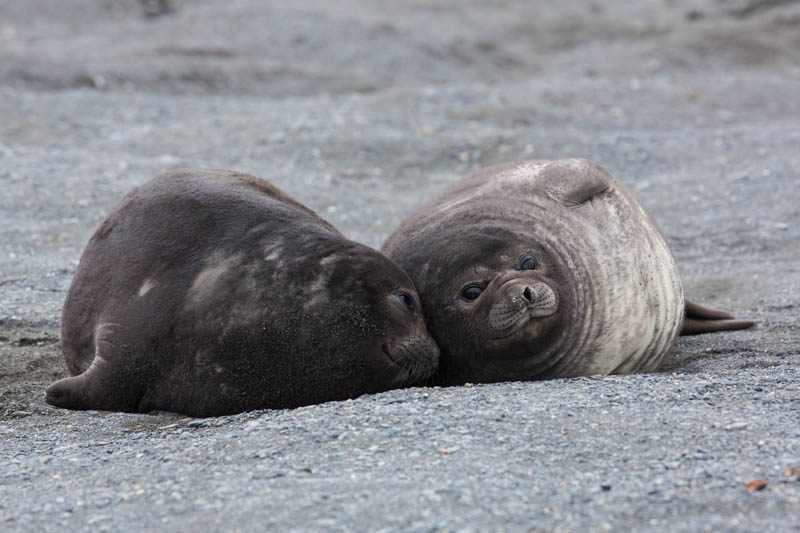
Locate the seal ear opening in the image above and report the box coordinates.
[680,299,754,336]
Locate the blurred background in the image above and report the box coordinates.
[1,0,798,322]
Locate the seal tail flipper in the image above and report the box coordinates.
[45,372,95,411]
[45,353,113,410]
[45,354,136,412]
[680,299,754,336]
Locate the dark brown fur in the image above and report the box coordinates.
[47,169,438,416]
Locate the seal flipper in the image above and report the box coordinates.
[680,299,754,336]
[537,159,613,207]
[45,372,96,411]
[45,354,141,412]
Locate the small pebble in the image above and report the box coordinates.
[725,422,748,431]
[746,479,768,493]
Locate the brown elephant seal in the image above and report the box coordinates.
[382,159,752,385]
[46,169,439,416]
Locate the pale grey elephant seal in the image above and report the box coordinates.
[46,169,439,416]
[382,159,752,385]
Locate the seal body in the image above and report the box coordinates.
[47,169,439,416]
[382,159,750,386]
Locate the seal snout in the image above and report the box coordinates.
[520,281,558,318]
[489,279,558,334]
[381,338,440,385]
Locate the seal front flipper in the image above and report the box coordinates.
[537,158,613,206]
[680,299,755,336]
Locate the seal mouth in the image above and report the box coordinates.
[381,341,439,385]
[381,343,403,366]
[488,279,558,339]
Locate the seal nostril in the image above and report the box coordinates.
[523,286,532,302]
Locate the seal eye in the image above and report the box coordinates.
[461,284,483,302]
[393,291,416,313]
[518,254,537,271]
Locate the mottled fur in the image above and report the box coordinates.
[48,169,438,415]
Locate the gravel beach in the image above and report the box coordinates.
[1,1,798,530]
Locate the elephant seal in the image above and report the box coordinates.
[382,159,752,385]
[46,169,439,416]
